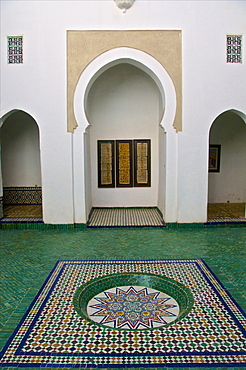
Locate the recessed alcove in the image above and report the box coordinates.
[85,62,162,208]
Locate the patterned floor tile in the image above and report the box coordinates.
[1,226,245,370]
[0,217,43,223]
[207,203,245,220]
[1,204,246,226]
[87,208,165,227]
[0,260,245,368]
[87,286,180,329]
[3,205,42,218]
[1,205,43,223]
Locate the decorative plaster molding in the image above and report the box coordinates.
[68,30,182,133]
[114,0,135,13]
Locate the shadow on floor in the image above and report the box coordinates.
[1,203,246,224]
[3,205,42,217]
[207,202,245,220]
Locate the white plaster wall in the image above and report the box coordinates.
[1,111,41,186]
[177,2,246,222]
[208,112,246,203]
[1,0,245,223]
[157,127,166,214]
[84,128,92,218]
[0,1,75,223]
[87,63,160,207]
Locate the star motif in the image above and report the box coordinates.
[88,286,179,329]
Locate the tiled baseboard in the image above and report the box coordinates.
[3,186,42,205]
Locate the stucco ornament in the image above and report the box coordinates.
[114,0,135,13]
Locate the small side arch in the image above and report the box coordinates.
[208,109,246,132]
[208,109,246,219]
[0,109,42,220]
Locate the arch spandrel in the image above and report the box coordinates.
[67,30,182,133]
[74,47,177,135]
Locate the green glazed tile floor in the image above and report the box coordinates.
[0,227,245,370]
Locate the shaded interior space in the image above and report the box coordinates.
[1,203,246,225]
[0,110,43,223]
[207,202,246,220]
[85,62,164,211]
[208,111,246,223]
[3,204,42,218]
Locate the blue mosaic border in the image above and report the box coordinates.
[197,260,246,334]
[0,259,245,368]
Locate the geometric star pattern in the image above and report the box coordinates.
[0,259,245,367]
[87,286,179,329]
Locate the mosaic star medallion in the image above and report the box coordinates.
[0,259,246,368]
[87,286,179,329]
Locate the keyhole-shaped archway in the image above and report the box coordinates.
[85,62,163,208]
[73,47,178,224]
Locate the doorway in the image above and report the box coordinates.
[72,47,178,224]
[0,110,43,222]
[85,63,162,209]
[208,110,246,221]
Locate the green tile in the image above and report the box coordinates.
[0,226,245,369]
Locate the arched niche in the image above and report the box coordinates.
[72,47,178,223]
[84,59,164,126]
[74,47,176,134]
[208,109,246,216]
[85,62,163,208]
[68,30,182,133]
[0,110,42,219]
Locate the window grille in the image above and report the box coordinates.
[7,36,23,64]
[227,35,242,63]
